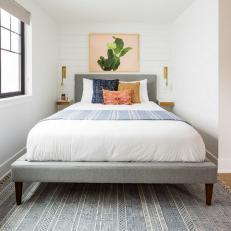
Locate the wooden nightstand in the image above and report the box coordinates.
[158,101,175,112]
[56,100,73,111]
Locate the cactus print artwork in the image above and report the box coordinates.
[97,37,132,71]
[89,34,140,72]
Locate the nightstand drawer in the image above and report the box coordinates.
[158,101,175,112]
[56,100,73,111]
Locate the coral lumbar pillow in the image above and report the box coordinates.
[103,90,132,105]
[118,82,141,103]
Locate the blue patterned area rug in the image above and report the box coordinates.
[0,177,231,230]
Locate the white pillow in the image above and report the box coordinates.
[120,79,149,102]
[81,78,93,103]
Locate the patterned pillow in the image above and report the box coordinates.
[118,82,141,103]
[103,90,132,105]
[92,79,119,104]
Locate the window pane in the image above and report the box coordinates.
[1,28,10,50]
[11,33,21,53]
[1,50,21,93]
[11,15,21,34]
[1,9,10,29]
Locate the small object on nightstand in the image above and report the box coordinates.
[158,101,175,112]
[56,100,73,111]
[61,94,66,100]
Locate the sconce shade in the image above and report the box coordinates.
[62,66,67,79]
[163,66,168,79]
[163,66,168,86]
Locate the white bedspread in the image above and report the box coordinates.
[26,102,206,162]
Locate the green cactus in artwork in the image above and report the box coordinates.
[97,37,132,71]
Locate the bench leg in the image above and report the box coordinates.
[205,184,213,206]
[15,182,23,205]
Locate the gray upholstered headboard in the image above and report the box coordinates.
[74,74,157,103]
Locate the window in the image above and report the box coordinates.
[0,9,25,98]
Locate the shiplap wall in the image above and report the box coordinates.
[57,23,173,101]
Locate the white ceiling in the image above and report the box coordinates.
[35,0,195,24]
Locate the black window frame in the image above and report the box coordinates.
[0,10,25,98]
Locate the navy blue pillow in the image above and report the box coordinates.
[92,79,119,103]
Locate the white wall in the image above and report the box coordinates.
[171,0,218,160]
[57,23,173,101]
[219,0,231,172]
[0,0,58,178]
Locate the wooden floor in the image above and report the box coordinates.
[218,174,231,188]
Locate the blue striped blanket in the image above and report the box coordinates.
[46,110,182,121]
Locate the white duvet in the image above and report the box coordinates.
[26,102,206,162]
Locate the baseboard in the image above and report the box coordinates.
[218,158,231,173]
[206,150,218,165]
[0,147,26,179]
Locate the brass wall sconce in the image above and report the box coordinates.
[163,66,168,86]
[61,66,67,86]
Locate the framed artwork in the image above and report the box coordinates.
[89,33,140,72]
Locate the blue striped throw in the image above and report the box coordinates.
[46,110,183,121]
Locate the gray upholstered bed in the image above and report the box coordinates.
[11,74,217,206]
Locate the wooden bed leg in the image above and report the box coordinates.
[205,184,213,206]
[15,182,23,205]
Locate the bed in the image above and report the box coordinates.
[11,74,217,205]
